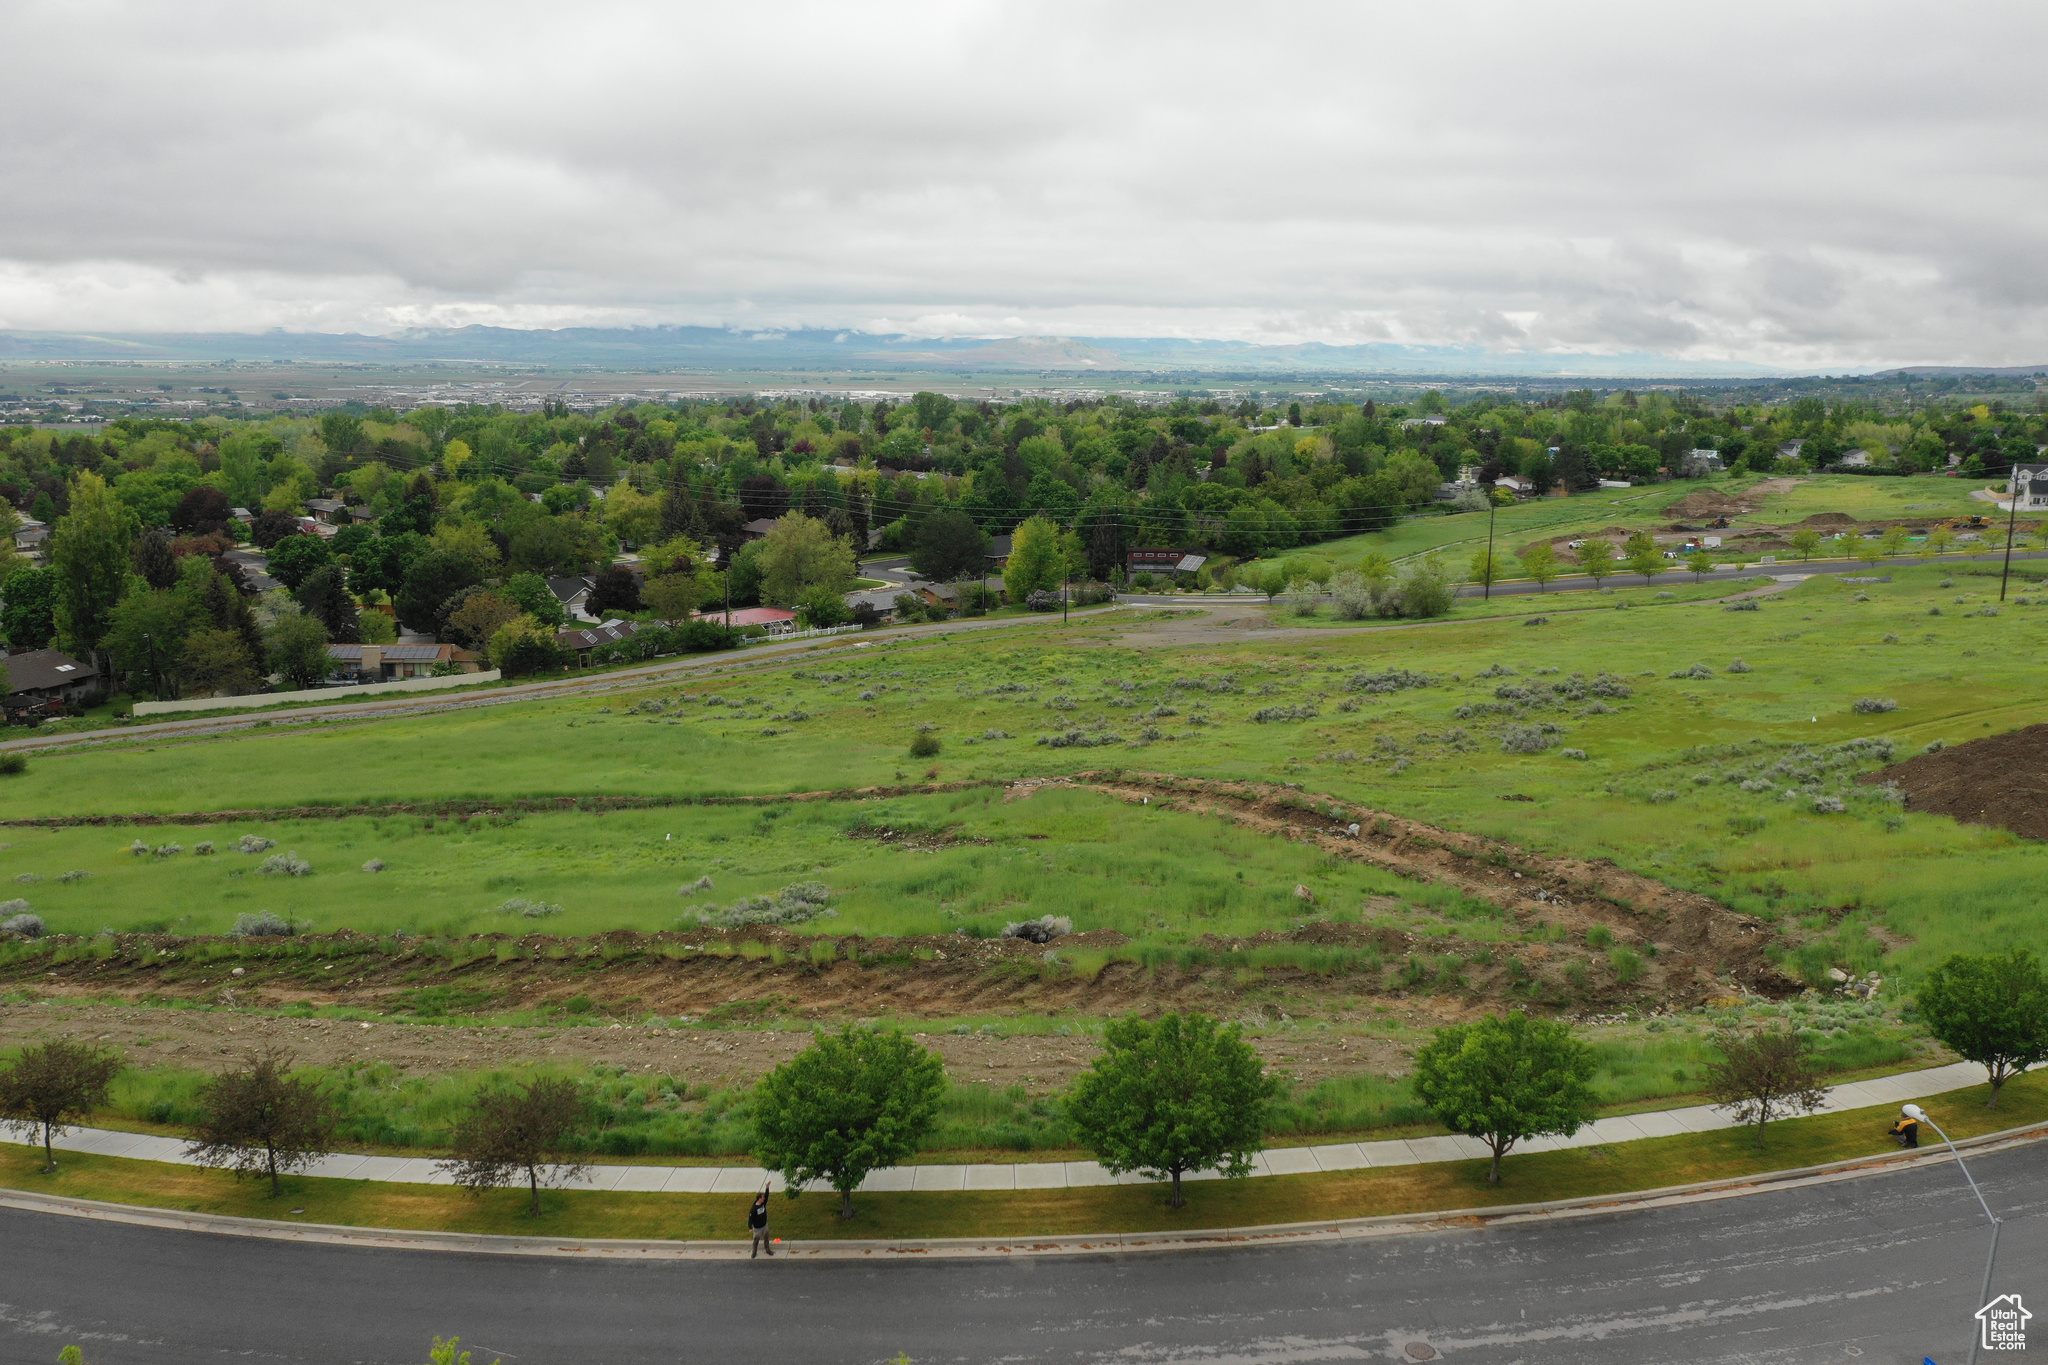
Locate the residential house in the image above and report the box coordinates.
[548,576,596,621]
[303,497,347,524]
[2007,463,2048,508]
[1776,439,1806,461]
[915,581,961,611]
[556,619,648,665]
[843,588,902,622]
[741,518,780,540]
[705,606,798,635]
[1,648,97,712]
[1127,547,1206,577]
[325,643,483,683]
[1836,448,1872,469]
[1684,449,1728,475]
[1495,475,1534,496]
[12,520,47,566]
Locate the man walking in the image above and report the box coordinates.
[748,1184,774,1258]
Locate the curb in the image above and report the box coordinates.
[4,1121,2041,1262]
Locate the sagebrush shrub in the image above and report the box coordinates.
[1726,659,1752,673]
[1499,723,1565,753]
[1851,697,1898,714]
[1813,795,1847,814]
[1724,600,1760,612]
[361,859,385,873]
[908,732,942,758]
[1559,748,1588,760]
[690,881,835,929]
[1,912,45,937]
[497,897,563,919]
[1668,664,1714,679]
[229,910,293,937]
[1522,616,1549,627]
[235,835,276,854]
[257,852,312,877]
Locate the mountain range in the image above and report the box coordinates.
[0,326,1786,379]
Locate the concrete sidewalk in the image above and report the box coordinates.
[19,1061,1994,1195]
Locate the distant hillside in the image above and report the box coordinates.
[0,324,1781,378]
[1875,364,2048,377]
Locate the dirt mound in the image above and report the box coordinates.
[1798,512,1858,527]
[1665,489,1754,519]
[1857,725,2048,839]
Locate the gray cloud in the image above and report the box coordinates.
[2,0,2045,367]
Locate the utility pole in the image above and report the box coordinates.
[1484,487,1498,600]
[1999,466,2027,602]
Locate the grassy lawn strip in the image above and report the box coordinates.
[4,1072,2039,1241]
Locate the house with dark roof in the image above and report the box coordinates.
[547,576,596,620]
[555,620,648,665]
[325,643,483,683]
[741,518,780,540]
[2,648,97,709]
[843,588,902,622]
[2007,463,2048,509]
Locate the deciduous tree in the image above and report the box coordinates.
[1065,1012,1277,1208]
[265,612,331,690]
[758,513,855,608]
[1571,537,1615,586]
[0,1040,121,1172]
[184,1047,339,1195]
[752,1025,946,1219]
[439,1077,591,1217]
[1704,1029,1827,1147]
[50,470,138,662]
[1516,541,1559,592]
[1917,950,2048,1107]
[1623,530,1664,584]
[1412,1011,1596,1182]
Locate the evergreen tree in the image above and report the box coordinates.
[132,529,179,591]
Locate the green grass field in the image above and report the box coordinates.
[1234,474,2030,578]
[5,560,2046,984]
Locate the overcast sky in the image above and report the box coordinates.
[4,0,2045,369]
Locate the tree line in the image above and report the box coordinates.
[6,949,2039,1214]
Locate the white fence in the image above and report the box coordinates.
[132,670,503,716]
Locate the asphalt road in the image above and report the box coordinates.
[5,1141,2039,1365]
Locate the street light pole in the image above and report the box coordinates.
[1901,1104,2001,1365]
